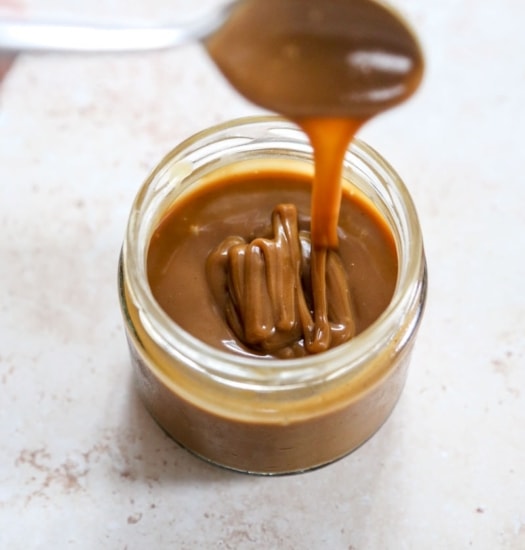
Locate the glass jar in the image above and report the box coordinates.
[118,116,427,475]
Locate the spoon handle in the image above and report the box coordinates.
[0,6,237,54]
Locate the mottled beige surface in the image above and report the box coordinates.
[1,1,524,548]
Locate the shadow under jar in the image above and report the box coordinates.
[118,116,427,475]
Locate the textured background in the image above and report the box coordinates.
[1,0,524,548]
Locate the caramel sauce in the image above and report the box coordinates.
[147,171,397,359]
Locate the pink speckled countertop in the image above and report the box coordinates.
[1,1,524,548]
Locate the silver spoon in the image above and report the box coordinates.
[0,2,240,54]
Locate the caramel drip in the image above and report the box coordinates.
[206,0,423,249]
[202,0,423,355]
[206,204,355,357]
[298,117,364,248]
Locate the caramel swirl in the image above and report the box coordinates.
[206,204,355,357]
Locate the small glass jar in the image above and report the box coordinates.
[118,116,427,475]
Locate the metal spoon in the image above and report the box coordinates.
[0,1,240,54]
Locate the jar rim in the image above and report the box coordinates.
[122,115,426,391]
